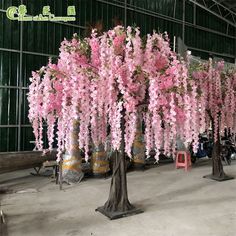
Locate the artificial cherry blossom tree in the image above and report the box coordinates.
[191,59,236,181]
[28,26,201,219]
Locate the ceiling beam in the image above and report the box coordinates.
[227,3,236,9]
[189,0,236,27]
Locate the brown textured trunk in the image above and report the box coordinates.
[211,139,226,179]
[103,150,134,212]
[204,116,233,181]
[96,112,143,219]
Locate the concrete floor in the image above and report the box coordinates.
[0,158,236,236]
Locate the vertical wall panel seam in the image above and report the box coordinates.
[124,0,127,27]
[17,0,23,151]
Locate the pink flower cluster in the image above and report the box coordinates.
[28,26,235,163]
[143,32,201,159]
[28,62,64,152]
[191,59,236,141]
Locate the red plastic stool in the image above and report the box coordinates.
[175,151,191,171]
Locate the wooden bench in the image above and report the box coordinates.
[0,150,57,174]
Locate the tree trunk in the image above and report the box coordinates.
[96,113,143,219]
[204,129,233,181]
[211,139,226,179]
[103,150,134,212]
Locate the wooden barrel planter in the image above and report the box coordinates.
[133,116,146,169]
[62,119,84,183]
[62,153,84,183]
[91,144,110,177]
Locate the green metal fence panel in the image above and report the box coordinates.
[0,51,20,86]
[185,26,235,61]
[20,127,35,151]
[92,1,125,31]
[0,88,18,125]
[0,127,18,152]
[0,12,20,50]
[22,54,48,87]
[23,21,83,55]
[21,89,30,125]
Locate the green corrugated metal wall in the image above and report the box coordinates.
[0,0,235,152]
